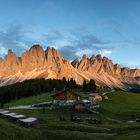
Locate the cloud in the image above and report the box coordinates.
[58,45,76,59]
[75,48,94,58]
[70,29,106,45]
[42,29,63,44]
[99,50,112,56]
[0,45,7,56]
[104,50,112,54]
[57,29,113,59]
[0,24,33,57]
[40,28,114,59]
[0,24,48,57]
[0,25,114,60]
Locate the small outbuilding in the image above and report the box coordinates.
[89,93,103,101]
[73,100,87,110]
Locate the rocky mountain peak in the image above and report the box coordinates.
[96,54,102,62]
[90,54,95,60]
[8,49,13,54]
[121,67,140,77]
[114,64,121,75]
[45,46,63,67]
[29,44,42,50]
[71,58,79,68]
[82,54,87,59]
[78,54,89,71]
[21,44,46,73]
[0,49,21,76]
[6,49,18,59]
[0,45,140,90]
[101,56,114,74]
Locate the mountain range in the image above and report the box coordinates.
[0,44,140,90]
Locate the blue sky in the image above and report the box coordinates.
[0,0,140,68]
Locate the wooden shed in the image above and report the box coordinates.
[89,93,103,101]
[73,101,87,110]
[52,89,80,101]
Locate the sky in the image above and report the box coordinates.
[0,0,140,68]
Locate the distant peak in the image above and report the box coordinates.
[96,54,102,61]
[90,54,95,58]
[103,56,108,59]
[82,54,87,59]
[8,49,13,54]
[75,58,79,61]
[71,58,79,68]
[96,54,102,58]
[72,58,79,63]
[29,44,43,51]
[7,49,17,57]
[46,46,51,50]
[114,63,120,67]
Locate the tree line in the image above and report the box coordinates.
[0,78,97,107]
[82,79,96,92]
[0,78,79,106]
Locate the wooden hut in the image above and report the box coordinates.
[73,101,87,110]
[52,89,80,101]
[89,93,103,101]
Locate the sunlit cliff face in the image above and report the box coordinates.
[0,44,139,90]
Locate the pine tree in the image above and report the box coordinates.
[89,79,96,92]
[83,80,87,91]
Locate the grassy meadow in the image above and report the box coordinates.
[0,90,139,140]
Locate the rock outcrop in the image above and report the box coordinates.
[0,49,21,76]
[71,58,79,68]
[78,54,89,71]
[114,64,121,75]
[21,45,46,73]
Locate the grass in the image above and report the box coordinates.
[100,91,140,122]
[0,118,44,140]
[5,92,52,107]
[0,90,140,140]
[101,91,140,113]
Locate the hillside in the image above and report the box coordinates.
[0,91,139,140]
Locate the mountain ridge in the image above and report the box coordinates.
[0,44,140,90]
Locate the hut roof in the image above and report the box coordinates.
[52,89,80,97]
[89,93,96,96]
[12,115,26,119]
[89,93,104,97]
[19,117,37,123]
[4,113,17,117]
